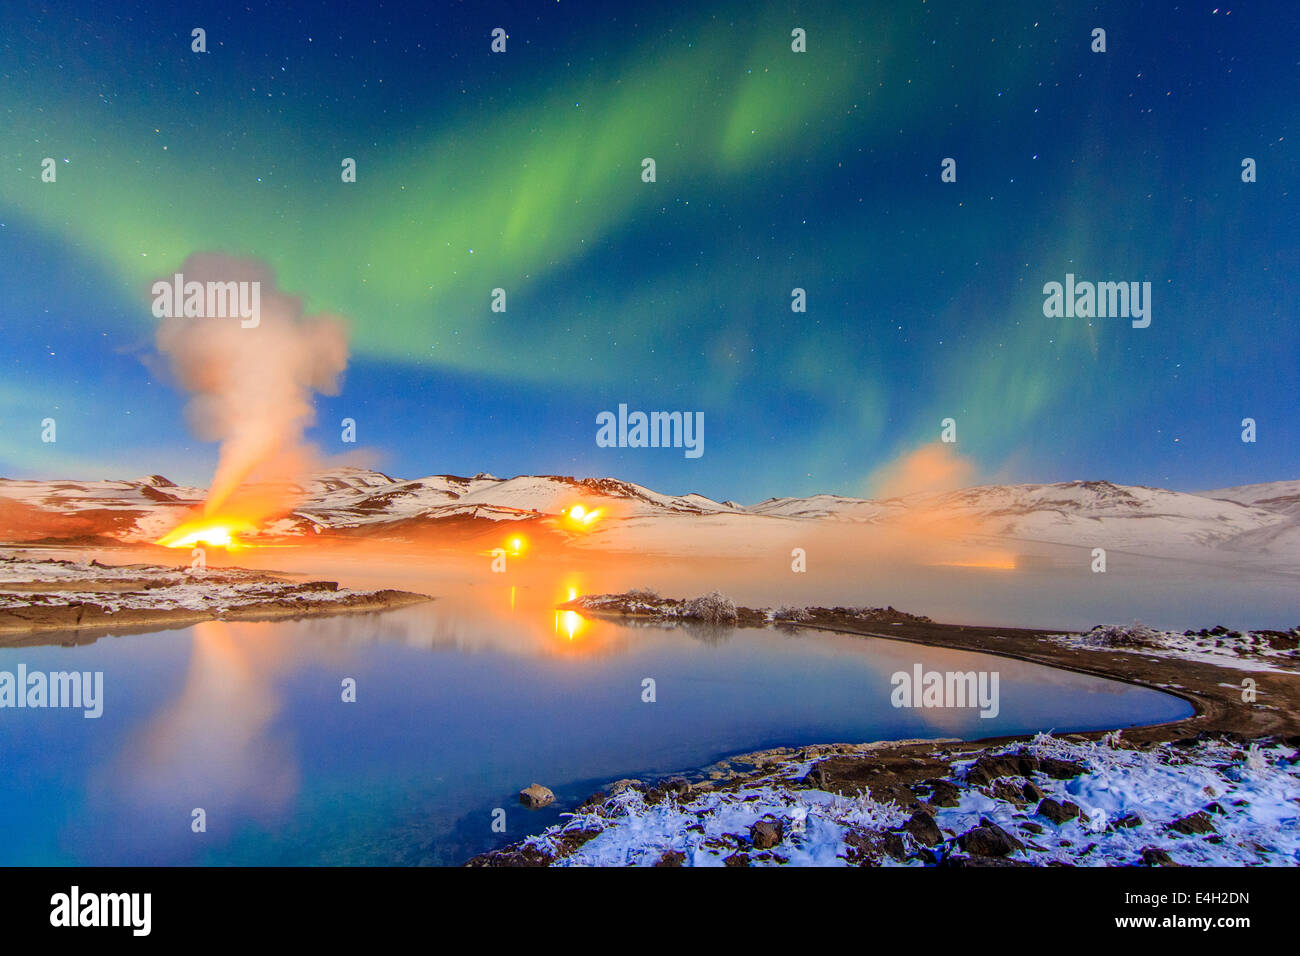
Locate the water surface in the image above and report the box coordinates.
[0,594,1193,865]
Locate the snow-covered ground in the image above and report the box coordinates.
[1049,622,1299,674]
[0,555,274,585]
[507,734,1300,867]
[0,555,417,621]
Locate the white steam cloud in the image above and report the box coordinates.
[153,253,348,518]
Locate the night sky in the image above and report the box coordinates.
[1,1,1296,502]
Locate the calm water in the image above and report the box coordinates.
[0,597,1192,865]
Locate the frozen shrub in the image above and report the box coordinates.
[685,591,738,624]
[624,588,660,601]
[774,605,810,622]
[1244,744,1266,771]
[1086,621,1166,649]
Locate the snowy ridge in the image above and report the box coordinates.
[2,468,1298,568]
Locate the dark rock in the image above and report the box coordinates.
[654,849,686,867]
[957,823,1024,858]
[1038,757,1087,779]
[1169,811,1215,835]
[1037,798,1082,825]
[1019,821,1044,835]
[1112,813,1142,829]
[1021,781,1046,803]
[903,810,944,847]
[1139,846,1177,866]
[723,851,751,867]
[920,778,961,808]
[990,779,1029,805]
[750,818,784,849]
[967,754,1021,786]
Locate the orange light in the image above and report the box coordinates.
[563,504,602,530]
[554,609,584,641]
[156,518,256,550]
[508,535,527,555]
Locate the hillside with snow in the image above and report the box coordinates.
[1,468,1298,571]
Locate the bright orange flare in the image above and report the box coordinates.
[156,518,257,550]
[554,609,585,641]
[563,504,602,530]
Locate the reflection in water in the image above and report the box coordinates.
[89,621,299,860]
[0,586,1193,866]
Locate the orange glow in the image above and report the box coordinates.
[156,518,257,550]
[554,609,585,641]
[508,535,527,555]
[563,504,602,530]
[931,553,1018,570]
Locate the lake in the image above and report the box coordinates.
[0,590,1193,865]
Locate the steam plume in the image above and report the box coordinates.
[153,253,348,518]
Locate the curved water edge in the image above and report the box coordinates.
[792,621,1204,737]
[0,602,1194,865]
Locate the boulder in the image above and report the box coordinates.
[1168,811,1215,835]
[903,810,944,847]
[990,779,1029,805]
[518,783,555,809]
[1139,846,1177,866]
[967,754,1021,786]
[922,778,962,808]
[1037,798,1082,825]
[957,822,1024,857]
[1037,757,1087,780]
[750,818,784,849]
[1021,781,1045,803]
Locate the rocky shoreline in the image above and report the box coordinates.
[470,591,1300,867]
[0,554,431,643]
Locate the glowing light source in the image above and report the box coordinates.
[555,609,584,641]
[156,518,256,550]
[563,504,602,530]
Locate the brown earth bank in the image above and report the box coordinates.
[469,594,1299,866]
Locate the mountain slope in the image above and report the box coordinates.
[1,468,1297,569]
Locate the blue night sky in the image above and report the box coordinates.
[1,0,1296,502]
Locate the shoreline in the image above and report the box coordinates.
[0,554,432,643]
[470,600,1299,866]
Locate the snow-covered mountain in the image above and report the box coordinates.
[1,468,1297,569]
